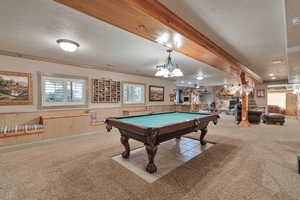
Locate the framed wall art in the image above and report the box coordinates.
[0,71,33,105]
[256,89,265,98]
[169,94,176,102]
[149,85,164,102]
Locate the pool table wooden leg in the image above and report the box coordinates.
[200,127,208,145]
[120,135,130,159]
[145,144,158,173]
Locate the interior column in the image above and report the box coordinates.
[240,72,250,127]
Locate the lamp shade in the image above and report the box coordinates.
[155,69,164,77]
[161,68,170,77]
[172,68,183,77]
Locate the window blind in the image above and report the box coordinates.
[41,76,86,106]
[123,83,145,104]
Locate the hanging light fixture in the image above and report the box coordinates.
[155,49,183,78]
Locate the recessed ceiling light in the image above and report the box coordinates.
[173,33,182,48]
[271,59,283,64]
[166,43,173,49]
[188,81,192,84]
[269,73,274,76]
[56,39,80,52]
[156,32,169,44]
[292,17,300,25]
[271,77,277,80]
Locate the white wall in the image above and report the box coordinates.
[0,55,176,113]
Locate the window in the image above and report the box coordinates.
[267,92,286,109]
[123,83,145,104]
[41,75,86,106]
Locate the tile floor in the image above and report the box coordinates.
[112,137,214,183]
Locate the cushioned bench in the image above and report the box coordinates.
[262,113,285,125]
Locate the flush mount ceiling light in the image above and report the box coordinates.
[56,39,80,52]
[155,49,183,78]
[196,76,204,80]
[269,73,274,76]
[292,17,300,25]
[271,59,283,64]
[271,77,277,80]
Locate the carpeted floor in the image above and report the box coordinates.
[0,116,300,200]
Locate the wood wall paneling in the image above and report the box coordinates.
[286,91,298,116]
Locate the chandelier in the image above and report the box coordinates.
[155,49,183,78]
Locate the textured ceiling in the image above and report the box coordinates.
[0,0,236,86]
[158,0,288,81]
[0,0,292,85]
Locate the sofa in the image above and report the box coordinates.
[267,105,285,114]
[262,105,285,125]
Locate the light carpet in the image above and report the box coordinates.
[0,116,300,200]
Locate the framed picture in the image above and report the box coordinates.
[149,85,164,101]
[256,89,265,98]
[0,71,33,105]
[169,94,176,102]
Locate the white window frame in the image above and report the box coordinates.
[122,82,145,105]
[40,74,87,107]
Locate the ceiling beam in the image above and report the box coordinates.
[55,0,262,82]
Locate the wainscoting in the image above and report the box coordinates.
[0,105,191,147]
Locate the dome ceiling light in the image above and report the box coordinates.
[271,59,283,64]
[56,39,80,52]
[196,76,204,80]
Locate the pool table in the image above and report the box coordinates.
[105,112,218,173]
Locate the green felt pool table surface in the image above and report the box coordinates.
[118,112,212,128]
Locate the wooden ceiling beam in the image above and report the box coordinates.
[55,0,262,82]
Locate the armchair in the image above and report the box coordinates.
[236,103,263,124]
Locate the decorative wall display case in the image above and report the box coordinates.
[92,79,121,103]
